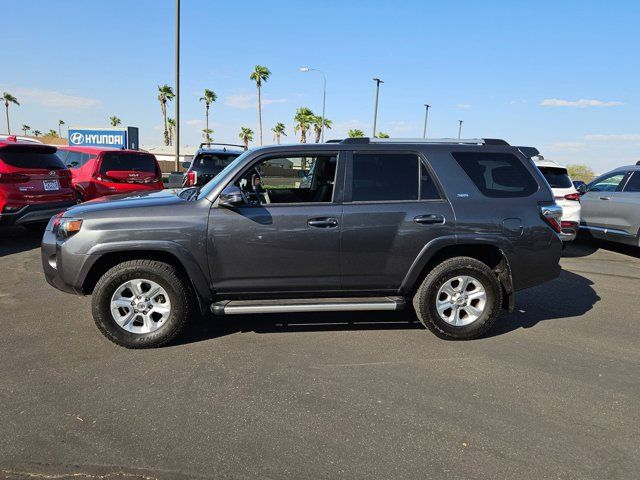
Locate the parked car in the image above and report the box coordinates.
[578,162,640,246]
[56,146,163,202]
[0,137,75,229]
[42,138,563,348]
[532,157,581,242]
[182,143,244,187]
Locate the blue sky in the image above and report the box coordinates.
[1,0,639,171]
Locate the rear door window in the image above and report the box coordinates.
[351,153,420,202]
[453,152,538,198]
[622,172,640,192]
[100,152,158,175]
[0,146,67,169]
[538,166,573,188]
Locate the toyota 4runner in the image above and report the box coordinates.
[42,138,563,348]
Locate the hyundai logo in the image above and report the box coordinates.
[69,132,84,145]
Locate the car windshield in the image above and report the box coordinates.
[197,150,251,200]
[538,166,572,188]
[192,153,239,174]
[0,145,67,169]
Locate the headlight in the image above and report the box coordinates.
[53,216,83,239]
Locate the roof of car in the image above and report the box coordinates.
[0,138,57,150]
[196,147,244,155]
[533,158,567,169]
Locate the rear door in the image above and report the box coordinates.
[340,150,454,291]
[605,171,640,241]
[580,172,627,238]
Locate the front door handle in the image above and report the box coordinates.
[307,217,338,228]
[414,214,445,225]
[599,196,612,200]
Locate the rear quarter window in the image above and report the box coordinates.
[0,146,67,169]
[453,152,538,198]
[538,166,572,189]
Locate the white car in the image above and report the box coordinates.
[533,157,581,242]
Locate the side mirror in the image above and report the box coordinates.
[181,161,190,169]
[218,185,244,208]
[577,183,588,194]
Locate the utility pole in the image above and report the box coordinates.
[422,104,430,138]
[372,78,384,138]
[174,0,180,171]
[458,120,463,139]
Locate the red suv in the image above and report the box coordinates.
[56,146,164,202]
[0,137,76,228]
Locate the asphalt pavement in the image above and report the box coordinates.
[0,226,638,479]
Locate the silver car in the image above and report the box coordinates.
[579,162,640,246]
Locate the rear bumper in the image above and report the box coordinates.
[0,200,76,226]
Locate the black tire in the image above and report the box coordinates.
[412,256,502,340]
[76,191,85,204]
[91,259,193,348]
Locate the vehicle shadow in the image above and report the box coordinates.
[564,236,640,259]
[0,226,43,257]
[175,270,599,346]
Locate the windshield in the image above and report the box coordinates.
[538,166,572,189]
[100,152,158,175]
[0,146,67,169]
[197,150,251,200]
[192,153,239,174]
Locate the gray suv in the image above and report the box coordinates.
[41,138,563,348]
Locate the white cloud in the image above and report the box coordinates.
[455,103,472,109]
[546,141,586,153]
[584,134,640,142]
[186,119,203,126]
[541,98,624,108]
[12,87,101,109]
[224,93,287,109]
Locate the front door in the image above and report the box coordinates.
[605,171,640,240]
[581,172,627,238]
[208,151,343,294]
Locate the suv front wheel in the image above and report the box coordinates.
[92,259,193,348]
[413,256,502,340]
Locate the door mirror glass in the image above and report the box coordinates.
[577,183,588,194]
[218,185,244,208]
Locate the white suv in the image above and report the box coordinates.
[533,156,581,242]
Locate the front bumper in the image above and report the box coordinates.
[0,200,76,227]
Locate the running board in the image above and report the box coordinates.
[211,297,406,315]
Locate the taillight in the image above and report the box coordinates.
[57,169,72,179]
[564,193,580,201]
[186,171,197,186]
[0,172,30,183]
[539,203,563,234]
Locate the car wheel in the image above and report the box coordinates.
[413,256,502,340]
[76,191,85,203]
[91,259,193,348]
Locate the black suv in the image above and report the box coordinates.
[182,143,244,187]
[42,138,563,348]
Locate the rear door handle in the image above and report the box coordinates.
[307,217,338,228]
[414,214,445,225]
[599,196,612,200]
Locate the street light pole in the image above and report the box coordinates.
[458,120,463,139]
[372,78,383,138]
[174,0,180,171]
[422,104,430,138]
[300,67,327,142]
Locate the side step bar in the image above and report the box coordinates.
[211,297,406,315]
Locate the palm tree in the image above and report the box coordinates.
[312,116,333,143]
[167,117,176,145]
[272,122,287,144]
[348,129,365,138]
[249,65,271,145]
[157,84,175,146]
[58,119,65,138]
[109,116,121,127]
[202,128,213,142]
[33,130,42,137]
[199,89,217,139]
[46,129,59,138]
[2,92,20,134]
[239,127,254,149]
[21,124,31,136]
[293,107,315,144]
[376,132,390,138]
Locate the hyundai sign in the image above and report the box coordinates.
[67,127,139,150]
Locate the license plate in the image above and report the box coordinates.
[43,179,60,191]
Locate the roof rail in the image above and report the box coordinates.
[339,137,510,146]
[198,142,245,150]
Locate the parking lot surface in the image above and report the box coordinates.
[1,226,639,480]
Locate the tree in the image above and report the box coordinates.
[167,117,176,146]
[46,129,59,138]
[109,116,121,127]
[33,130,42,137]
[239,127,254,149]
[58,119,65,137]
[249,65,271,145]
[348,129,365,138]
[376,132,390,138]
[567,164,595,183]
[157,84,175,146]
[312,116,332,143]
[293,107,315,144]
[272,122,287,144]
[2,92,20,134]
[202,128,213,142]
[21,124,31,136]
[199,89,217,140]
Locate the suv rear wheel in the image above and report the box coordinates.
[413,256,502,340]
[91,259,193,348]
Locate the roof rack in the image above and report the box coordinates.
[199,142,245,150]
[338,137,510,146]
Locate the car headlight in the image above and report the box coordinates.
[53,214,83,239]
